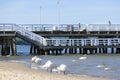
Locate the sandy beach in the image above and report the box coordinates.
[0,61,109,80]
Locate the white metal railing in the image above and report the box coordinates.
[19,24,120,31]
[0,23,14,31]
[14,25,47,46]
[2,23,120,32]
[87,24,120,31]
[19,24,87,31]
[0,24,47,46]
[46,38,120,46]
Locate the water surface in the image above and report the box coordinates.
[0,54,120,80]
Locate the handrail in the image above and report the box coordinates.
[1,23,120,32]
[0,24,14,31]
[0,24,47,46]
[46,38,120,46]
[19,24,87,31]
[15,25,47,46]
[19,24,120,32]
[87,24,120,31]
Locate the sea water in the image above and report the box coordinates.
[0,45,120,80]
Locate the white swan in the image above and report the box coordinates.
[97,62,111,70]
[79,55,87,60]
[35,57,42,64]
[31,56,37,63]
[72,59,76,62]
[97,65,105,68]
[42,60,53,72]
[57,64,67,74]
[104,67,111,70]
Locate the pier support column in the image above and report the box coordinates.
[103,47,107,54]
[47,49,50,55]
[11,38,17,56]
[118,48,120,54]
[56,49,58,55]
[1,38,6,56]
[116,48,120,54]
[69,48,72,54]
[74,48,77,54]
[30,45,45,55]
[0,37,12,56]
[79,48,81,54]
[41,49,45,55]
[44,49,49,55]
[79,48,83,54]
[37,47,40,55]
[115,48,117,54]
[1,41,5,55]
[30,44,34,55]
[5,44,10,55]
[116,48,118,54]
[33,45,37,55]
[51,49,54,55]
[104,48,107,54]
[89,49,93,54]
[53,49,56,55]
[59,49,62,55]
[71,48,74,54]
[83,48,87,54]
[64,48,67,54]
[95,48,98,54]
[111,48,114,54]
[99,48,102,53]
[102,48,105,53]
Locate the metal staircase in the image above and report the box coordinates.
[0,23,47,47]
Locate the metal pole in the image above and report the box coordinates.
[40,6,42,25]
[57,0,61,28]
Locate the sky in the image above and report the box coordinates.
[0,0,120,24]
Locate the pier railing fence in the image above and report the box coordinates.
[19,24,120,31]
[46,38,120,47]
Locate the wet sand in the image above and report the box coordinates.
[0,61,108,80]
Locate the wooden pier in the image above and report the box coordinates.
[0,24,120,55]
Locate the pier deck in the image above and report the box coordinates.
[0,23,120,55]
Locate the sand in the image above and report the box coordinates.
[0,61,109,80]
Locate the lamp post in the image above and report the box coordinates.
[40,6,42,25]
[57,0,61,28]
